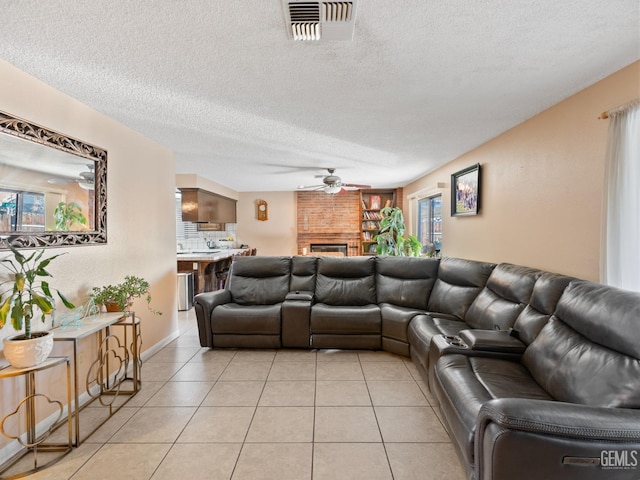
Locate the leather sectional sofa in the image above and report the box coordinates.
[194,255,640,480]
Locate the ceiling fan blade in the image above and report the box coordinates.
[47,177,75,184]
[342,183,372,189]
[264,163,330,174]
[297,184,325,190]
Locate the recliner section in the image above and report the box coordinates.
[376,256,439,356]
[408,257,496,375]
[208,256,291,348]
[310,256,381,349]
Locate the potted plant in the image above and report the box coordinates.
[374,206,422,257]
[53,201,88,231]
[90,275,161,316]
[0,241,76,368]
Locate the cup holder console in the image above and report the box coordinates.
[443,335,468,349]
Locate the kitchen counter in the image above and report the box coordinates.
[177,248,249,295]
[176,248,247,261]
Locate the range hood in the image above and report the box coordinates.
[179,188,237,224]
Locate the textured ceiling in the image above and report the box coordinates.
[0,1,638,192]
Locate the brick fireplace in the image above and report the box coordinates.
[297,190,361,256]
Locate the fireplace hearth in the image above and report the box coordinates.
[310,243,348,256]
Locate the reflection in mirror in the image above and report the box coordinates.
[0,111,107,249]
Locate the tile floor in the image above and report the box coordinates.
[3,309,465,479]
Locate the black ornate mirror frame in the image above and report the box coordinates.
[0,110,107,249]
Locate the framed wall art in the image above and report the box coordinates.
[451,163,481,216]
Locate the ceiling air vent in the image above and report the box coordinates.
[283,1,357,42]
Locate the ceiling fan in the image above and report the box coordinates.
[48,164,95,190]
[298,168,371,194]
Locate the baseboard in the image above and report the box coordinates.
[140,330,180,362]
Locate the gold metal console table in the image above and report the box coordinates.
[0,357,72,479]
[52,311,141,446]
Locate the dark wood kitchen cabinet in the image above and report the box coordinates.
[179,188,237,223]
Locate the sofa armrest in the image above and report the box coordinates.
[459,329,526,354]
[476,398,640,480]
[282,291,313,348]
[425,312,462,322]
[193,290,232,348]
[286,290,314,302]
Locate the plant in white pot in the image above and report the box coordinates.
[0,241,75,368]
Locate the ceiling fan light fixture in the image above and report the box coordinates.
[324,185,341,194]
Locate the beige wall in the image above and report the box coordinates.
[175,173,239,200]
[237,192,298,256]
[0,59,178,455]
[405,62,639,281]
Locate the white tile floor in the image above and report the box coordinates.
[3,309,466,479]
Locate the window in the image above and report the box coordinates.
[417,195,442,255]
[0,189,45,232]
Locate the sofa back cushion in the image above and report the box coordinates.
[427,257,496,319]
[228,256,291,305]
[315,256,376,306]
[376,256,439,309]
[512,272,574,345]
[464,263,542,330]
[522,280,640,408]
[290,255,317,292]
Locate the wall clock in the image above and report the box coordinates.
[257,200,268,221]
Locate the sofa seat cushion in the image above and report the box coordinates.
[380,304,425,342]
[434,354,552,466]
[310,303,381,334]
[212,303,281,334]
[407,314,468,370]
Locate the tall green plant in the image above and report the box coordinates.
[53,201,87,231]
[0,241,75,338]
[374,206,422,257]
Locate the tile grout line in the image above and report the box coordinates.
[228,352,275,479]
[360,352,396,480]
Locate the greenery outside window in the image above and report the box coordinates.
[0,189,45,232]
[417,195,442,256]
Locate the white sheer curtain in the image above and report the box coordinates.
[601,100,640,291]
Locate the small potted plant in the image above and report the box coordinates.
[90,275,161,317]
[0,241,76,368]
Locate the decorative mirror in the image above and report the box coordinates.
[0,110,107,249]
